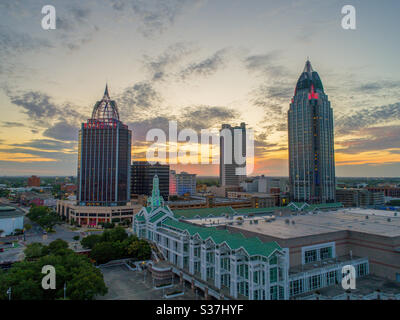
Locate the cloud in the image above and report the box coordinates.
[1,121,25,128]
[110,0,205,37]
[354,81,400,93]
[244,52,281,71]
[335,102,400,135]
[8,90,85,126]
[180,48,229,79]
[336,125,400,154]
[12,139,76,151]
[117,81,163,120]
[144,42,193,81]
[43,121,80,141]
[180,105,239,131]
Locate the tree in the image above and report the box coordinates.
[24,223,32,231]
[101,226,128,243]
[90,242,117,264]
[24,243,46,260]
[73,235,80,241]
[81,234,102,249]
[0,240,108,300]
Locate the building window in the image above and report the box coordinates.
[270,267,278,283]
[305,249,317,263]
[357,263,367,277]
[309,275,321,290]
[290,279,304,296]
[320,247,332,260]
[326,271,337,286]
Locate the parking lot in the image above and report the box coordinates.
[98,264,198,300]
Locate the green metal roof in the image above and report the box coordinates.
[149,211,169,223]
[234,207,277,215]
[173,206,236,219]
[162,218,281,258]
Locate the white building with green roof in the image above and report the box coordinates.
[133,175,290,300]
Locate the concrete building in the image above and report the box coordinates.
[134,192,400,299]
[133,176,289,300]
[288,60,336,204]
[0,206,24,237]
[220,123,246,187]
[176,172,196,196]
[57,200,140,227]
[336,188,385,207]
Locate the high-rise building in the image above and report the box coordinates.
[175,172,196,196]
[220,123,246,186]
[288,60,336,203]
[77,85,132,206]
[131,161,169,199]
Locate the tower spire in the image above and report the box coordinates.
[104,83,110,99]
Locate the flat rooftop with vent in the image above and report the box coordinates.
[188,208,400,239]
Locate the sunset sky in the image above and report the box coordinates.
[0,0,399,177]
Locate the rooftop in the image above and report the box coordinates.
[162,217,281,257]
[190,208,400,239]
[296,275,400,298]
[0,206,24,219]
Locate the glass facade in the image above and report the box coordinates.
[77,87,131,206]
[288,60,336,203]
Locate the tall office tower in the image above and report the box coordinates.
[131,161,170,199]
[288,60,336,203]
[77,85,132,206]
[219,123,246,186]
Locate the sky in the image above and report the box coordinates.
[0,0,399,177]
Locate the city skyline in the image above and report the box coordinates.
[0,1,400,177]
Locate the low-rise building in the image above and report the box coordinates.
[57,200,141,227]
[0,206,24,237]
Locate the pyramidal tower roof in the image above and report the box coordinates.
[294,59,324,95]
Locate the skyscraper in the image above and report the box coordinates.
[288,60,336,203]
[219,123,246,186]
[77,85,132,206]
[131,161,170,199]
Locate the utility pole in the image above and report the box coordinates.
[64,282,66,299]
[7,287,11,301]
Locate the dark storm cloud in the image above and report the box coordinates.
[110,0,204,37]
[336,125,400,154]
[335,102,400,135]
[180,48,229,79]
